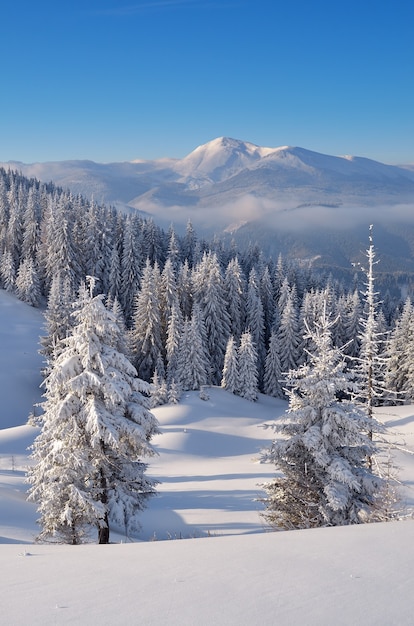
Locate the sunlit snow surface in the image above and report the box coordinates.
[1,289,414,625]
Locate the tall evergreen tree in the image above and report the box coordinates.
[0,249,16,292]
[224,256,245,343]
[246,268,266,383]
[277,290,301,373]
[237,331,259,401]
[192,252,231,384]
[28,280,159,544]
[120,216,142,323]
[260,265,274,348]
[15,257,42,307]
[40,273,75,367]
[384,298,413,401]
[130,259,163,382]
[221,336,239,394]
[353,227,388,449]
[176,314,209,391]
[263,331,284,398]
[177,259,192,320]
[261,308,382,530]
[165,303,183,386]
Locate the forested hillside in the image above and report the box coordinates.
[0,166,412,401]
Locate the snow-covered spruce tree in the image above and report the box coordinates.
[221,335,239,394]
[224,256,246,343]
[0,249,16,292]
[384,298,413,401]
[237,331,259,401]
[40,273,76,370]
[107,241,122,302]
[165,303,183,386]
[260,307,382,530]
[263,331,284,399]
[352,227,389,458]
[130,259,164,382]
[176,313,209,391]
[150,367,168,408]
[192,252,231,384]
[119,215,143,323]
[15,257,42,307]
[27,278,159,544]
[277,288,301,372]
[246,268,266,385]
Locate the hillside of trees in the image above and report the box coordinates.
[1,166,413,401]
[1,166,413,541]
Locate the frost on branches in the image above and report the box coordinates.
[27,279,160,544]
[260,305,383,530]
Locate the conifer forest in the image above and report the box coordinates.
[1,166,412,542]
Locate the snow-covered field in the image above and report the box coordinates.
[1,289,414,625]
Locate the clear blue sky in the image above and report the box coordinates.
[1,0,413,164]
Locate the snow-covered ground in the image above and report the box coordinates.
[1,289,414,625]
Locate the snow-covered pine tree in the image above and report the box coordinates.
[142,218,165,266]
[246,268,266,384]
[221,335,239,394]
[40,273,76,368]
[107,239,122,302]
[277,289,301,373]
[130,259,164,382]
[263,331,284,398]
[15,257,42,307]
[21,186,41,262]
[160,258,180,347]
[343,289,362,358]
[27,278,159,544]
[182,218,197,268]
[176,313,209,391]
[177,259,192,320]
[352,226,388,452]
[167,377,182,404]
[384,298,413,401]
[260,265,274,348]
[150,367,168,408]
[167,226,181,274]
[165,303,183,386]
[5,178,23,268]
[224,257,246,343]
[237,331,259,401]
[260,306,382,530]
[192,252,231,384]
[41,195,81,295]
[119,215,143,323]
[0,249,16,292]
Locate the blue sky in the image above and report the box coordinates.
[1,0,413,164]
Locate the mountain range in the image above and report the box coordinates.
[3,137,414,274]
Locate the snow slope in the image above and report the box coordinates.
[1,289,414,625]
[3,521,414,626]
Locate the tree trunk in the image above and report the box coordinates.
[98,512,110,544]
[98,463,110,544]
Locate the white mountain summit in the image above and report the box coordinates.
[172,136,276,186]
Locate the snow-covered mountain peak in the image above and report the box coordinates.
[173,136,275,186]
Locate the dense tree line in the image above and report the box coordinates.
[0,167,407,538]
[1,167,413,405]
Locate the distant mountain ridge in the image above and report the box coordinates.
[2,137,414,274]
[3,137,414,210]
